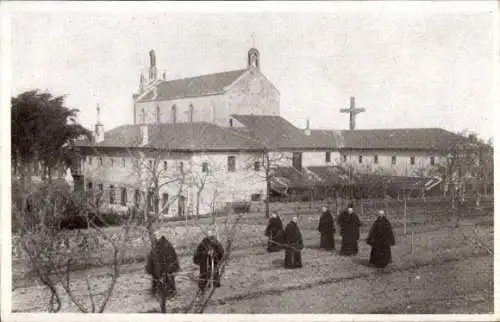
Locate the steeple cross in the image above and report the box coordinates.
[339,96,366,130]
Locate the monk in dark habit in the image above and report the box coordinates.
[283,216,304,269]
[337,202,362,256]
[367,210,396,268]
[193,231,225,292]
[318,206,336,251]
[265,212,284,252]
[145,235,180,298]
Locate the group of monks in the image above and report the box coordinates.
[264,202,396,269]
[145,233,224,299]
[144,202,396,300]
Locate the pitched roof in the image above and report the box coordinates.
[304,128,465,151]
[231,114,322,150]
[339,128,462,151]
[76,122,264,151]
[137,69,247,102]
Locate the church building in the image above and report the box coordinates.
[74,47,479,217]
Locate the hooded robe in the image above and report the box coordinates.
[337,209,361,256]
[367,216,395,268]
[145,236,180,297]
[283,220,304,269]
[193,235,225,291]
[265,215,284,252]
[318,209,336,250]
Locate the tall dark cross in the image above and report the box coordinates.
[339,96,366,130]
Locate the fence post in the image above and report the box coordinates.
[403,198,407,234]
[411,230,415,254]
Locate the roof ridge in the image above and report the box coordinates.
[157,68,247,84]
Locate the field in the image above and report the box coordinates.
[11,198,494,314]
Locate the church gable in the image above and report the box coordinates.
[225,68,280,117]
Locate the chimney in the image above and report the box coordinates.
[149,49,157,81]
[140,124,148,146]
[95,104,105,143]
[304,118,311,136]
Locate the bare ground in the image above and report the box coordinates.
[11,214,493,314]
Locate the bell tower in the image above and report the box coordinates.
[247,48,260,70]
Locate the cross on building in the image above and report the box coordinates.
[340,96,366,130]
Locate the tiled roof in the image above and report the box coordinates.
[137,69,247,102]
[76,122,264,151]
[339,128,462,151]
[231,114,321,150]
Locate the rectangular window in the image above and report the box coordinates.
[99,157,103,166]
[202,162,209,173]
[162,193,169,214]
[87,181,93,191]
[98,183,103,192]
[110,158,114,166]
[292,152,302,170]
[343,155,347,162]
[228,156,236,172]
[109,185,115,204]
[121,188,127,205]
[392,156,397,165]
[148,160,153,168]
[430,156,435,166]
[179,161,184,173]
[410,156,415,165]
[325,152,331,163]
[134,189,140,206]
[122,158,126,167]
[358,155,363,164]
[163,161,168,170]
[374,155,379,164]
[89,157,92,166]
[254,161,260,172]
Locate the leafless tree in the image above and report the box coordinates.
[12,179,136,313]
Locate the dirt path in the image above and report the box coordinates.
[12,221,493,313]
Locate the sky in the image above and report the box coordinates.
[6,2,497,140]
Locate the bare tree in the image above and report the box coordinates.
[12,179,135,313]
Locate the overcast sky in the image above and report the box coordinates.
[7,2,497,140]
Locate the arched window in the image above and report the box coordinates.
[189,104,194,123]
[171,105,177,124]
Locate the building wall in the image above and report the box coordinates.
[134,94,225,125]
[188,152,266,215]
[225,69,280,121]
[302,151,341,167]
[82,149,191,216]
[338,150,446,176]
[81,148,266,216]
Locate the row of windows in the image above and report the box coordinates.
[86,182,171,214]
[140,103,195,124]
[87,156,261,173]
[335,154,436,166]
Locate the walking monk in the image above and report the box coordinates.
[193,231,225,292]
[337,202,362,256]
[265,212,284,252]
[367,210,396,268]
[283,216,304,269]
[318,206,335,250]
